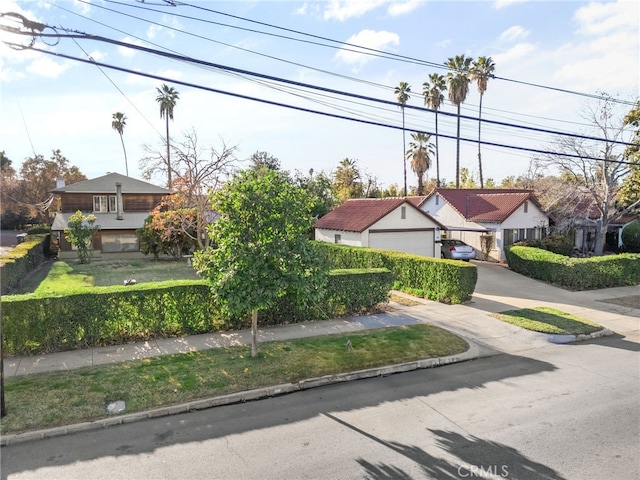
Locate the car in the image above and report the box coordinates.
[440,239,476,261]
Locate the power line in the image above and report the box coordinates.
[24,46,637,167]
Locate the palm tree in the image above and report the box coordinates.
[470,56,495,188]
[111,112,129,176]
[333,158,362,202]
[445,54,472,189]
[155,84,180,190]
[394,81,411,196]
[406,132,434,195]
[423,73,447,187]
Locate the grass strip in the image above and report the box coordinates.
[492,307,602,335]
[1,324,468,435]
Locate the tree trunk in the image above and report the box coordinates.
[456,103,461,189]
[402,108,407,197]
[251,309,258,358]
[435,111,440,188]
[165,116,172,191]
[119,134,129,177]
[1,310,6,417]
[478,94,484,188]
[594,227,606,256]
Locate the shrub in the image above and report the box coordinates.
[622,220,640,253]
[1,269,394,355]
[0,234,48,294]
[315,242,476,304]
[26,224,51,234]
[505,245,640,290]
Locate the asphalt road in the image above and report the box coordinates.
[2,332,638,480]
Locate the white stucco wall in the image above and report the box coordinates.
[314,229,363,246]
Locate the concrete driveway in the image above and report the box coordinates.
[468,260,639,336]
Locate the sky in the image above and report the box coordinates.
[0,0,638,193]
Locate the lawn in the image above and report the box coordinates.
[492,307,603,335]
[0,324,469,435]
[16,257,201,295]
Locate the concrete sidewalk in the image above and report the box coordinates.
[5,261,639,378]
[2,262,638,446]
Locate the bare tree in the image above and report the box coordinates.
[537,93,640,255]
[140,129,238,249]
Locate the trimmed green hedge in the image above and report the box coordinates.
[2,269,394,355]
[505,246,640,290]
[0,234,48,295]
[315,242,477,304]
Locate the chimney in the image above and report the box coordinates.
[115,182,124,220]
[56,178,65,189]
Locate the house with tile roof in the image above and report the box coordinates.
[314,197,445,257]
[410,189,551,262]
[51,172,169,255]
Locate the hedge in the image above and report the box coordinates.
[505,246,640,290]
[0,234,49,295]
[315,242,477,304]
[1,269,393,356]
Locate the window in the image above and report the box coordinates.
[93,195,117,212]
[334,234,341,244]
[526,228,536,240]
[435,195,439,206]
[523,201,528,213]
[401,206,406,219]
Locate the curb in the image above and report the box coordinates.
[546,328,614,344]
[0,345,482,446]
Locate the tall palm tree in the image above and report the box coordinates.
[445,54,472,189]
[111,112,129,176]
[406,132,434,195]
[394,81,411,196]
[470,56,496,188]
[155,84,180,190]
[423,73,447,187]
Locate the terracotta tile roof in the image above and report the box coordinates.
[315,198,442,232]
[429,188,543,223]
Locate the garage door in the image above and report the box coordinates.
[369,230,434,257]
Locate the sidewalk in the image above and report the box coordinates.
[2,262,638,445]
[6,262,639,378]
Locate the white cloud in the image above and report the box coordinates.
[334,30,400,69]
[494,0,529,10]
[118,37,144,58]
[388,0,423,16]
[147,24,162,40]
[73,0,92,15]
[26,56,70,78]
[324,0,388,21]
[88,50,107,62]
[499,25,530,43]
[491,42,536,65]
[573,0,638,35]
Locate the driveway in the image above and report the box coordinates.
[469,260,639,336]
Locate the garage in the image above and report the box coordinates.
[369,229,435,257]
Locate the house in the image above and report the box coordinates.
[51,172,169,255]
[409,189,551,262]
[314,197,445,257]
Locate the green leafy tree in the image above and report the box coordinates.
[156,84,180,190]
[64,210,99,264]
[111,112,129,176]
[423,74,447,187]
[621,101,640,207]
[194,169,327,357]
[470,56,496,188]
[446,54,473,188]
[333,158,364,203]
[406,132,434,195]
[394,81,411,196]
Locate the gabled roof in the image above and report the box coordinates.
[425,188,546,223]
[53,172,169,195]
[315,198,443,233]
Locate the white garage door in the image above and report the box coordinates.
[369,230,434,257]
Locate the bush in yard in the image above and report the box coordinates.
[1,269,392,355]
[622,220,640,252]
[0,234,48,294]
[505,245,640,290]
[315,242,476,304]
[64,211,99,264]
